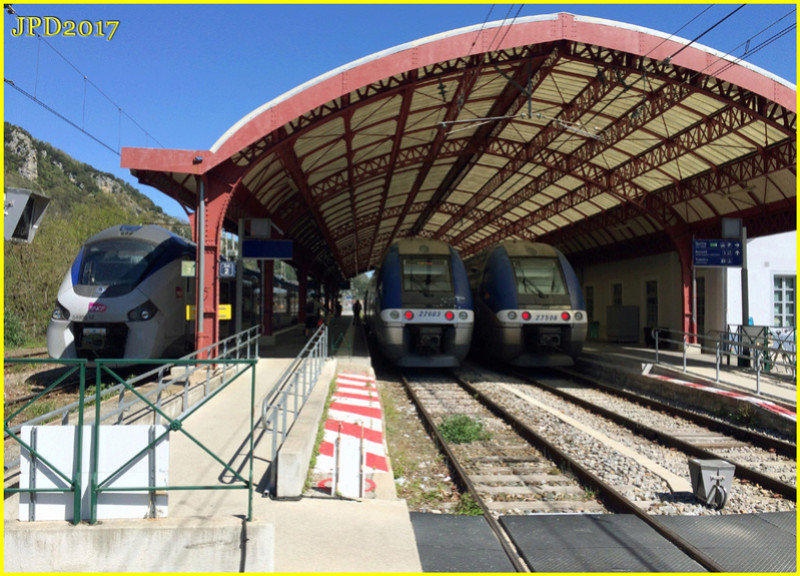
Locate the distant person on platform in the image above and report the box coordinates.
[352,299,362,326]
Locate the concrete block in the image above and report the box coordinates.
[274,358,338,499]
[4,516,274,572]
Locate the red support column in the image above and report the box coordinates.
[676,236,696,343]
[191,176,235,355]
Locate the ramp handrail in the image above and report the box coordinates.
[259,323,329,494]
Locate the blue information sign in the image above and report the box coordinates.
[219,261,236,278]
[693,238,743,267]
[242,239,293,260]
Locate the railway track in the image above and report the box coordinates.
[398,369,753,572]
[466,364,797,502]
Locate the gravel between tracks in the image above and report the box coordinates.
[456,366,796,516]
[376,365,795,517]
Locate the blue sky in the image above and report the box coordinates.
[3,3,797,220]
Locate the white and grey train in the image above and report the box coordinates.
[47,225,261,361]
[364,238,474,367]
[465,240,587,367]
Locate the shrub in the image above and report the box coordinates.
[4,305,25,348]
[438,414,491,444]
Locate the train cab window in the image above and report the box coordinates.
[402,257,453,295]
[511,258,567,298]
[79,239,157,289]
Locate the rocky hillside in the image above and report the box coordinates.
[4,122,189,347]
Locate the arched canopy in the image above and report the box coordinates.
[122,12,796,281]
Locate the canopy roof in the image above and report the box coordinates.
[123,13,796,282]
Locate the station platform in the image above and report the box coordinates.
[579,340,797,408]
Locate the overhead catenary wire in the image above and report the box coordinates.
[664,4,746,63]
[5,4,165,152]
[5,77,120,156]
[642,5,715,61]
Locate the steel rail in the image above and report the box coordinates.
[506,368,796,501]
[399,373,531,573]
[454,375,727,573]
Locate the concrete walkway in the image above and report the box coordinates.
[581,341,797,407]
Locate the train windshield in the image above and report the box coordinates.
[511,257,568,300]
[402,257,453,297]
[78,239,161,294]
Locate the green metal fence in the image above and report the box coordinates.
[4,326,261,524]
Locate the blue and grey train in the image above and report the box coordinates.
[47,224,263,361]
[364,238,474,367]
[465,240,587,367]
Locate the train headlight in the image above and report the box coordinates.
[127,300,158,322]
[51,301,70,321]
[561,312,571,321]
[390,310,400,320]
[521,311,532,321]
[507,311,517,320]
[445,311,455,321]
[575,311,584,321]
[404,311,414,320]
[458,311,468,321]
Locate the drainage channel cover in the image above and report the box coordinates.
[655,511,796,573]
[410,513,516,573]
[500,514,706,572]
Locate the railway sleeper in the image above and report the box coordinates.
[476,484,588,497]
[470,473,575,484]
[485,500,607,513]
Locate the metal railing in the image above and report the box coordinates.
[4,326,261,524]
[259,322,329,495]
[652,326,796,395]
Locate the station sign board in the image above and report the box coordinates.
[692,238,743,267]
[242,239,293,260]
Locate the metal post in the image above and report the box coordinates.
[293,372,300,415]
[654,329,660,364]
[90,363,103,524]
[248,361,255,521]
[715,341,721,383]
[148,425,156,518]
[74,361,86,525]
[236,219,244,335]
[28,427,37,521]
[755,348,762,395]
[692,262,697,344]
[739,227,750,367]
[197,177,205,349]
[360,429,365,499]
[683,334,688,372]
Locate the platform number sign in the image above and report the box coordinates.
[219,261,236,278]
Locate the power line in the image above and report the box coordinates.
[643,5,714,60]
[664,4,746,63]
[5,77,120,156]
[5,4,165,150]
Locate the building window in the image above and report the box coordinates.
[585,285,594,322]
[612,283,622,306]
[645,280,658,326]
[773,275,796,327]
